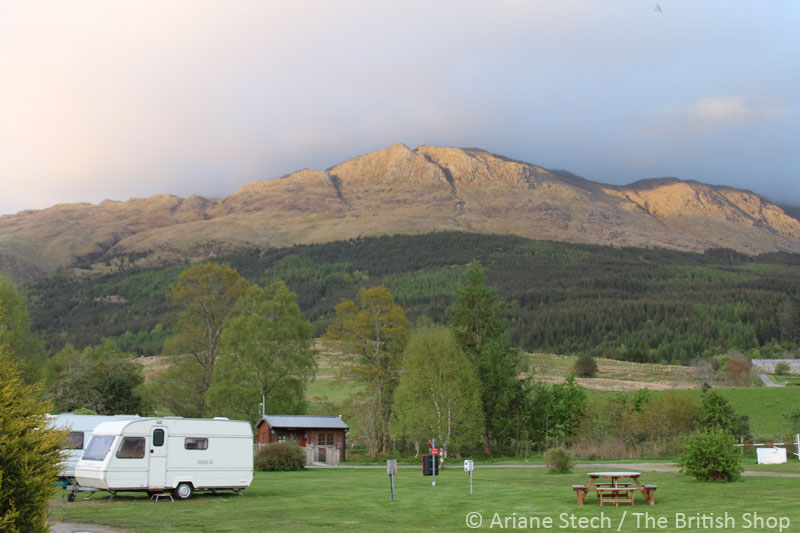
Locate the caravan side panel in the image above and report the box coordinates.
[165,421,253,490]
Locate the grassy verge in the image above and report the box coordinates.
[52,467,798,532]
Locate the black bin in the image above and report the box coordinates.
[422,454,439,476]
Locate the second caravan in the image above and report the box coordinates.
[75,417,253,499]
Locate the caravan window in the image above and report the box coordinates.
[65,431,84,450]
[83,436,115,461]
[116,437,146,459]
[185,438,208,450]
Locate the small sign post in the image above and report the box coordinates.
[464,460,474,495]
[387,459,397,501]
[430,439,437,486]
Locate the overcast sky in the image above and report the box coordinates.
[1,1,798,216]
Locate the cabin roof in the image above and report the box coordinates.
[258,415,349,430]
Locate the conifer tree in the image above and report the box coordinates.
[449,262,527,455]
[0,346,65,532]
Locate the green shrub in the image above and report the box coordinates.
[775,362,790,376]
[573,355,598,378]
[0,353,66,533]
[679,429,742,482]
[544,447,574,473]
[254,443,306,471]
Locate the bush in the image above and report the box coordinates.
[573,355,598,378]
[0,353,66,533]
[679,429,742,482]
[254,443,306,471]
[544,447,574,473]
[775,362,790,376]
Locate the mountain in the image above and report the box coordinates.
[3,144,800,283]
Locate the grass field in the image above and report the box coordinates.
[52,467,798,532]
[586,386,800,437]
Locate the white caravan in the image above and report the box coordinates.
[75,417,253,500]
[49,413,140,479]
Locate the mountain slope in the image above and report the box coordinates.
[3,144,800,282]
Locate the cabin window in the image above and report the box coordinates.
[65,431,84,450]
[277,435,286,443]
[318,433,334,446]
[83,435,115,461]
[185,438,208,450]
[116,437,146,459]
[153,429,165,447]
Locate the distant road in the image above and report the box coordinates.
[760,374,784,387]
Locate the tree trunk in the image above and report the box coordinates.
[482,425,492,456]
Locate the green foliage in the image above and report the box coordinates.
[392,325,483,456]
[775,362,791,376]
[573,354,598,378]
[48,340,146,414]
[324,286,407,456]
[577,391,698,458]
[0,352,66,533]
[160,263,250,417]
[26,264,186,354]
[700,390,751,439]
[544,447,574,473]
[528,375,588,448]
[103,324,173,358]
[207,281,316,424]
[783,406,800,434]
[450,262,529,454]
[262,254,368,287]
[253,443,306,472]
[680,429,742,482]
[0,275,45,383]
[22,232,800,365]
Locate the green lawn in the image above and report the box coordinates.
[769,375,800,386]
[52,467,798,532]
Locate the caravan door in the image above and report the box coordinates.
[148,426,168,489]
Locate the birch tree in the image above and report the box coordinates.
[392,325,483,460]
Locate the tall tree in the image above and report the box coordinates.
[392,325,483,459]
[160,263,249,416]
[207,281,316,424]
[449,261,528,455]
[323,285,407,456]
[0,347,65,533]
[0,275,45,384]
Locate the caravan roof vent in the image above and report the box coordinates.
[213,417,229,420]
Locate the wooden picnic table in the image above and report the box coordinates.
[573,471,657,507]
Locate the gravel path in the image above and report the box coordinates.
[760,373,783,387]
[49,521,128,533]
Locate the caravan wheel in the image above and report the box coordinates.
[173,482,193,500]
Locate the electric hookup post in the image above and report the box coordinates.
[387,460,397,501]
[464,460,474,495]
[430,439,439,486]
[422,439,440,486]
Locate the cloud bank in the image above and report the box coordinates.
[1,1,798,215]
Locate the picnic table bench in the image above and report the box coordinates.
[573,472,657,506]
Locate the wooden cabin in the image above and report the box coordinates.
[256,415,349,463]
